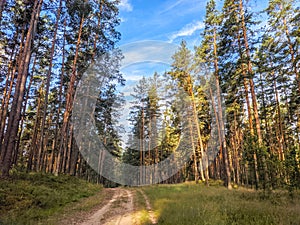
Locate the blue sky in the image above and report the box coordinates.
[116,0,213,92]
[118,0,208,46]
[115,0,269,145]
[115,0,212,145]
[117,0,269,46]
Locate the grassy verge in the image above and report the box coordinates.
[142,183,300,225]
[0,172,102,225]
[133,189,152,225]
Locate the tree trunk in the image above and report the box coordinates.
[236,17,259,189]
[37,0,62,171]
[55,15,85,175]
[213,27,232,189]
[0,26,24,153]
[188,118,200,182]
[0,0,43,177]
[239,0,269,188]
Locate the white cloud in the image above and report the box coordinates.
[159,0,184,14]
[120,41,178,68]
[159,0,206,16]
[169,21,205,42]
[120,17,127,23]
[119,0,133,12]
[122,73,145,82]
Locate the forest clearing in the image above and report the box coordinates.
[1,173,300,225]
[1,0,300,224]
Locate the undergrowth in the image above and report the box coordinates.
[0,172,101,224]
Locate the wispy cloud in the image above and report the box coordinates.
[169,21,204,42]
[123,73,145,82]
[120,41,178,68]
[159,0,206,16]
[159,0,185,14]
[119,0,133,12]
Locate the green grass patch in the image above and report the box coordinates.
[0,172,102,224]
[142,183,300,225]
[133,189,153,225]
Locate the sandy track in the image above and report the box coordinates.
[76,187,156,225]
[79,188,124,225]
[78,188,134,225]
[103,189,134,225]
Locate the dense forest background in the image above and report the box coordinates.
[0,0,299,190]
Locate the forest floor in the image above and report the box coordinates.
[142,182,300,225]
[0,172,156,225]
[65,188,157,225]
[1,174,300,225]
[60,182,300,225]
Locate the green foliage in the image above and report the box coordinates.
[0,172,101,224]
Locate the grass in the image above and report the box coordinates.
[142,182,300,225]
[133,189,153,225]
[0,172,102,225]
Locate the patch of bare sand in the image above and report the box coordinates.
[69,188,157,225]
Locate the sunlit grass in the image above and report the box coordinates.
[0,172,102,224]
[142,183,300,225]
[133,188,153,225]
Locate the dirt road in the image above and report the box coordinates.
[77,188,156,225]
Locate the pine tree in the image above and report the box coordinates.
[0,0,43,177]
[168,40,209,184]
[195,0,232,189]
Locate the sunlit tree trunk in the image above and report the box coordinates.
[239,0,269,188]
[213,27,232,189]
[55,14,85,175]
[0,0,43,177]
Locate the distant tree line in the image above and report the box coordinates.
[123,0,300,190]
[0,0,299,191]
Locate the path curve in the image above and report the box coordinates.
[103,189,134,225]
[79,188,123,225]
[79,188,134,225]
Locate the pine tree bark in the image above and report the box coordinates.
[27,86,43,172]
[239,0,269,188]
[188,118,200,182]
[55,15,85,175]
[0,0,43,177]
[36,0,62,171]
[0,26,25,153]
[51,18,66,174]
[213,27,232,189]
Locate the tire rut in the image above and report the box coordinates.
[79,188,156,225]
[138,189,157,224]
[79,188,123,225]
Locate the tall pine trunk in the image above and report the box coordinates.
[213,27,232,189]
[239,0,269,188]
[36,0,62,171]
[0,0,43,177]
[55,15,85,175]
